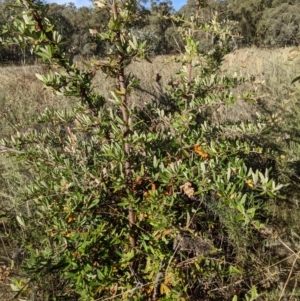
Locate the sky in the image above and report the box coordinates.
[48,0,187,11]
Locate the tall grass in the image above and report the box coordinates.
[0,65,72,137]
[2,49,298,130]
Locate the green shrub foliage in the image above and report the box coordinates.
[0,0,284,300]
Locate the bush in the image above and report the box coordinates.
[0,0,287,300]
[257,3,300,47]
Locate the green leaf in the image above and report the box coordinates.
[88,198,100,209]
[16,216,26,228]
[251,285,258,299]
[160,283,171,296]
[35,73,46,82]
[227,167,231,182]
[153,155,158,168]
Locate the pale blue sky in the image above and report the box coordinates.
[47,0,187,11]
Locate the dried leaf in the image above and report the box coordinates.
[194,145,209,160]
[180,182,194,198]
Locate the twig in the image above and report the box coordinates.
[0,146,24,154]
[254,224,300,261]
[153,260,165,300]
[289,277,298,301]
[9,278,31,301]
[269,253,300,269]
[278,251,299,301]
[209,279,243,292]
[94,280,158,301]
[0,236,10,260]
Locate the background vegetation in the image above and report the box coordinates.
[0,0,300,301]
[1,0,300,64]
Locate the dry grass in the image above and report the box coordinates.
[1,48,298,125]
[91,48,300,123]
[0,65,72,138]
[223,47,298,79]
[0,65,71,300]
[91,55,181,106]
[223,47,300,105]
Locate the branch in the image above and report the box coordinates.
[0,146,24,154]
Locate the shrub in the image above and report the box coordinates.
[0,0,285,300]
[257,3,300,47]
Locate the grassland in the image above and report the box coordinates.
[2,47,299,132]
